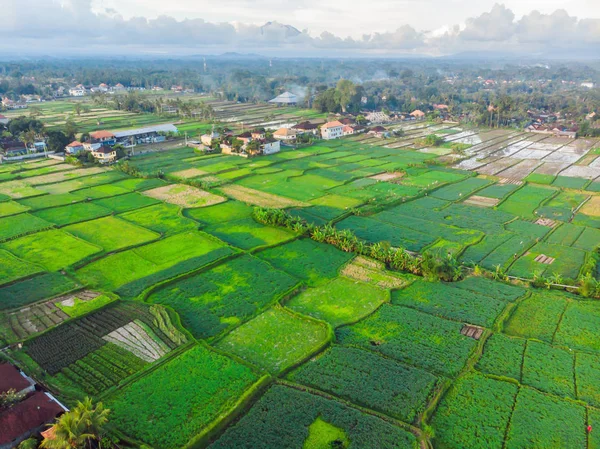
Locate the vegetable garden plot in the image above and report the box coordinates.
[552,175,589,189]
[257,239,353,286]
[431,177,491,201]
[330,179,420,203]
[32,202,111,226]
[450,276,525,302]
[521,340,575,398]
[497,184,557,218]
[288,346,438,422]
[400,169,467,189]
[337,215,436,252]
[0,213,52,241]
[431,373,518,449]
[536,190,589,222]
[219,184,308,208]
[118,203,198,235]
[18,192,84,210]
[287,277,388,327]
[107,344,260,449]
[0,272,80,311]
[554,300,600,353]
[142,183,225,208]
[215,308,330,373]
[185,200,253,226]
[508,242,585,280]
[341,256,412,289]
[391,280,506,327]
[93,192,159,213]
[373,210,483,246]
[479,235,534,271]
[209,384,418,449]
[572,226,600,250]
[147,254,297,339]
[206,217,297,250]
[0,249,44,287]
[64,216,160,252]
[476,333,525,380]
[0,181,48,199]
[575,352,600,407]
[75,184,132,199]
[460,233,514,266]
[504,291,570,342]
[37,171,130,195]
[110,177,168,192]
[504,387,586,449]
[0,200,29,217]
[336,305,477,377]
[76,231,235,297]
[505,220,550,239]
[23,301,184,375]
[3,229,101,271]
[545,223,585,246]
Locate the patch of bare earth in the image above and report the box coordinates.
[370,172,404,181]
[463,195,499,207]
[220,185,309,208]
[143,184,225,208]
[170,168,209,179]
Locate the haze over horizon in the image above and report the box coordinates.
[3,0,600,58]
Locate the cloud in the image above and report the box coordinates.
[1,1,600,56]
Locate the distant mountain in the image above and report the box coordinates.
[260,21,301,38]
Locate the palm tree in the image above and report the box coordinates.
[40,397,109,449]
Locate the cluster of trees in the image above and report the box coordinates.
[313,80,364,114]
[252,207,463,282]
[1,116,76,153]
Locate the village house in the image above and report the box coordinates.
[114,124,178,147]
[0,114,9,125]
[91,145,117,163]
[321,121,344,140]
[69,85,86,97]
[410,110,426,119]
[65,141,85,154]
[201,130,220,147]
[251,130,266,140]
[89,130,117,146]
[365,111,390,124]
[291,121,319,135]
[273,127,297,141]
[113,83,126,91]
[0,363,66,449]
[236,132,253,145]
[368,126,391,138]
[261,139,281,155]
[1,97,27,110]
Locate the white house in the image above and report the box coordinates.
[581,82,596,89]
[261,140,281,155]
[65,141,85,154]
[0,114,9,125]
[69,86,86,97]
[321,121,344,140]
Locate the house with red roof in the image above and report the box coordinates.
[65,141,85,155]
[89,130,117,146]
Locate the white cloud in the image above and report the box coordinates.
[1,1,600,56]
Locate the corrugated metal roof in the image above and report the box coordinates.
[114,124,178,138]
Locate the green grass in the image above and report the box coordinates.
[0,272,80,310]
[0,249,44,287]
[215,308,330,373]
[521,340,575,398]
[185,201,253,226]
[476,183,519,199]
[2,230,101,271]
[432,373,518,449]
[303,417,349,449]
[206,217,297,250]
[554,300,600,353]
[504,291,569,343]
[257,239,353,286]
[107,344,260,449]
[18,193,84,210]
[289,346,438,422]
[497,184,557,218]
[0,201,30,217]
[93,192,159,213]
[64,216,160,252]
[147,254,298,339]
[504,387,585,449]
[287,277,388,327]
[551,176,589,190]
[118,203,198,235]
[476,333,525,381]
[76,231,234,295]
[56,294,116,318]
[0,213,52,241]
[524,173,555,185]
[32,202,111,226]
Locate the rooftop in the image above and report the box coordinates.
[113,124,178,139]
[0,364,32,394]
[90,130,116,139]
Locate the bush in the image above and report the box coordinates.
[421,249,463,282]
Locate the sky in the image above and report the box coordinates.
[2,0,600,57]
